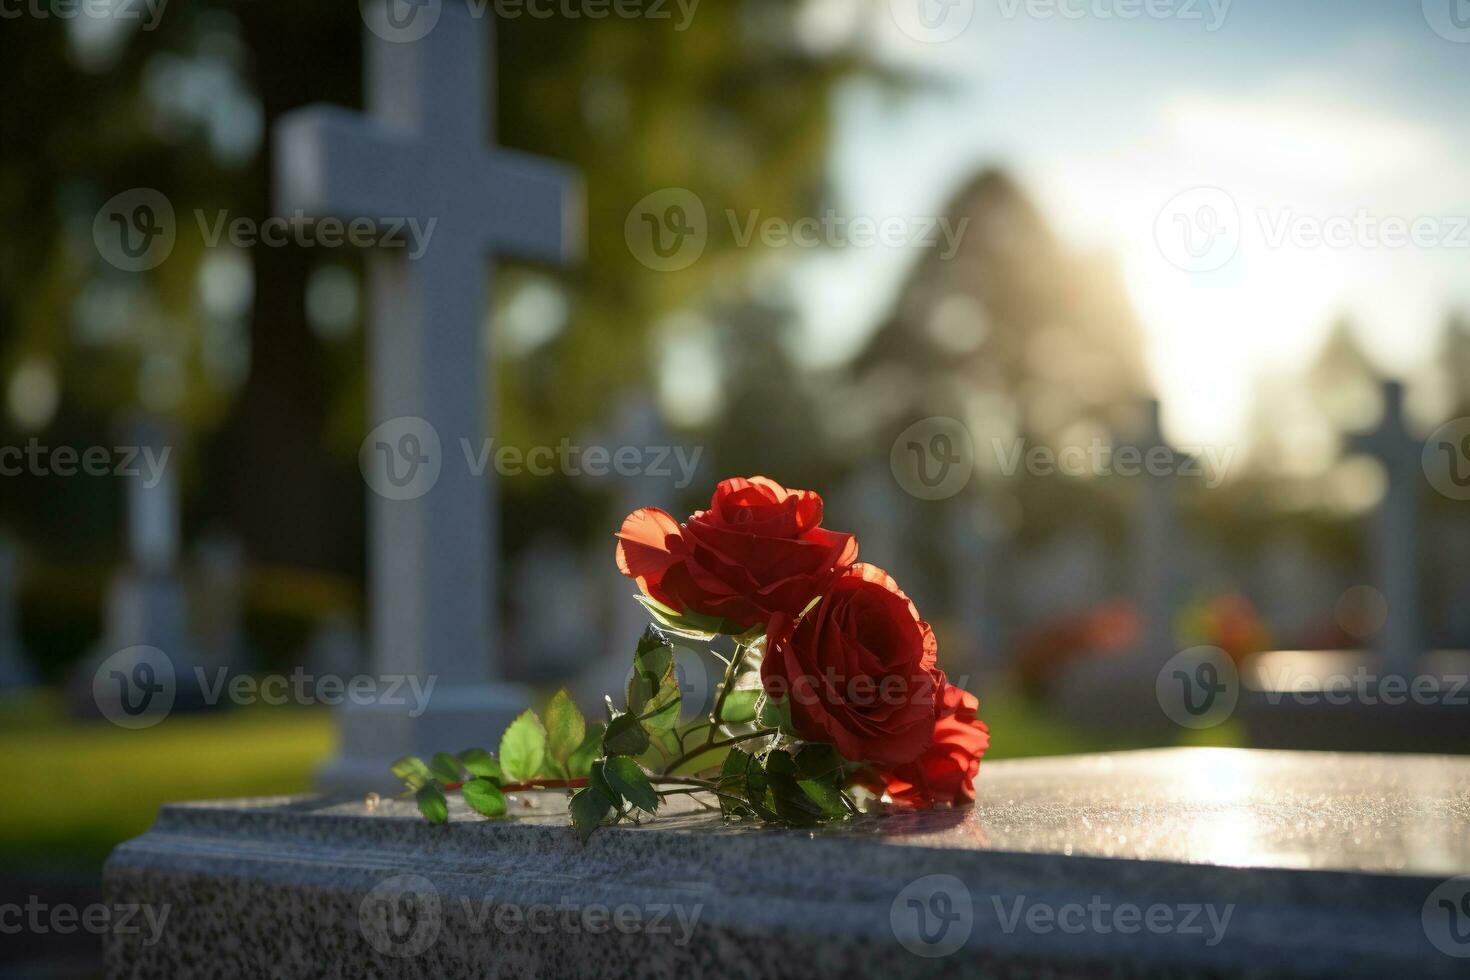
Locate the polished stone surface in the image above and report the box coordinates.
[104,748,1470,978]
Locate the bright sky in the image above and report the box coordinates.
[789,0,1470,446]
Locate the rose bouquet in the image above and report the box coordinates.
[393,476,989,840]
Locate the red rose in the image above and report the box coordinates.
[615,476,857,631]
[878,680,990,807]
[761,564,939,767]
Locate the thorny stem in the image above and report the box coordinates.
[660,728,780,775]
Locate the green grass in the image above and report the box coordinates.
[979,685,1245,761]
[3,694,334,874]
[0,682,1241,875]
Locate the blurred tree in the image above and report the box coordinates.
[0,1,877,573]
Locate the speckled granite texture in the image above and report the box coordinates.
[104,748,1470,979]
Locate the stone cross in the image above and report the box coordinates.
[942,500,1001,679]
[192,533,248,674]
[1122,399,1186,664]
[275,0,579,791]
[1348,380,1422,673]
[0,538,36,690]
[128,418,179,575]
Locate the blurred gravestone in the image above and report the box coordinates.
[1254,531,1337,645]
[275,0,579,791]
[1128,399,1187,665]
[305,610,364,683]
[1239,382,1470,753]
[0,538,36,691]
[1347,380,1421,672]
[509,533,597,682]
[192,532,250,675]
[72,418,208,718]
[1051,400,1190,737]
[942,499,1003,679]
[834,460,916,589]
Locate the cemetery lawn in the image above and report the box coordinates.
[2,695,334,874]
[0,684,1240,875]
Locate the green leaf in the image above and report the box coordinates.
[457,748,503,781]
[603,757,659,813]
[794,744,845,783]
[415,784,448,825]
[545,689,587,767]
[429,752,463,785]
[798,779,848,818]
[499,709,548,782]
[628,629,682,731]
[719,689,761,724]
[768,772,824,826]
[461,778,508,819]
[390,756,432,789]
[634,595,744,639]
[641,694,682,733]
[602,713,651,756]
[569,786,614,843]
[718,748,775,820]
[757,694,793,733]
[589,760,621,807]
[566,723,605,778]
